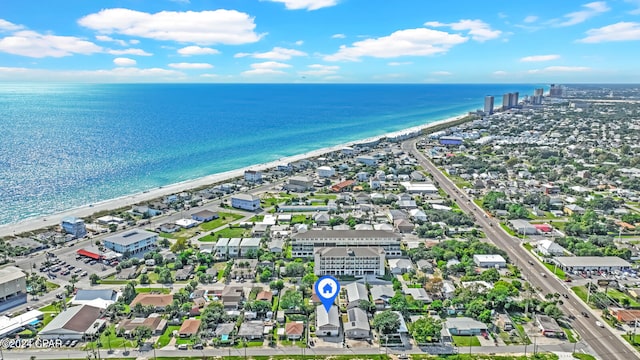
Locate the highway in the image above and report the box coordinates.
[402,138,640,360]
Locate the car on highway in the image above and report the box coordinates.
[582,311,589,317]
[563,294,569,298]
[596,321,604,328]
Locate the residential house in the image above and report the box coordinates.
[536,315,563,338]
[416,259,434,274]
[231,194,261,211]
[118,315,167,336]
[215,238,230,258]
[344,282,369,310]
[221,286,244,309]
[317,166,336,178]
[536,240,566,257]
[370,285,395,310]
[409,209,427,222]
[564,204,586,216]
[344,307,370,339]
[237,321,264,340]
[256,291,273,304]
[394,219,415,233]
[214,323,235,342]
[239,238,261,257]
[191,210,219,222]
[61,217,87,239]
[244,170,262,183]
[388,258,415,275]
[129,294,173,311]
[284,321,304,340]
[316,305,340,337]
[444,317,487,336]
[227,238,241,257]
[178,319,201,338]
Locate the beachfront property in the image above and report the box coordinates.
[313,247,385,276]
[317,166,335,178]
[103,229,158,255]
[244,170,263,183]
[291,229,402,258]
[284,176,314,192]
[230,193,261,211]
[0,266,27,312]
[356,155,377,166]
[61,216,87,239]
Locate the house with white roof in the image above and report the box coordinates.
[231,193,261,211]
[215,238,230,258]
[536,240,567,257]
[316,305,340,337]
[344,282,369,309]
[71,289,118,309]
[473,254,507,268]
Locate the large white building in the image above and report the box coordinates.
[314,247,385,276]
[230,193,261,211]
[244,170,262,183]
[291,230,402,258]
[317,166,336,178]
[103,229,157,255]
[61,217,87,239]
[0,266,27,312]
[473,254,507,268]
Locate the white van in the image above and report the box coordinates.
[596,321,604,328]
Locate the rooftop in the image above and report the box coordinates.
[104,229,157,246]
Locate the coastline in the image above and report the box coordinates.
[0,113,469,238]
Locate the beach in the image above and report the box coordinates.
[0,113,468,238]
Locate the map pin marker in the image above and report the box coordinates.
[314,275,340,313]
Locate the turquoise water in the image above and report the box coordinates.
[0,83,536,225]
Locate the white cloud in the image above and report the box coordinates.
[129,39,140,45]
[96,35,127,46]
[578,22,640,42]
[113,57,136,66]
[168,62,214,69]
[108,48,152,56]
[242,61,291,76]
[295,40,304,46]
[264,0,338,11]
[177,46,220,56]
[0,30,102,58]
[234,47,307,60]
[520,54,561,62]
[299,64,339,76]
[324,28,467,62]
[523,15,538,23]
[432,71,452,76]
[528,66,590,73]
[200,73,219,78]
[0,66,183,82]
[388,61,412,66]
[332,33,346,39]
[425,19,501,42]
[551,1,609,27]
[0,19,23,31]
[493,70,507,76]
[626,0,640,14]
[78,8,263,45]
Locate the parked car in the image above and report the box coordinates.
[177,344,188,350]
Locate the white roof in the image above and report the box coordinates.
[175,218,198,227]
[554,256,631,268]
[473,254,506,263]
[240,238,261,247]
[104,229,157,246]
[0,310,44,338]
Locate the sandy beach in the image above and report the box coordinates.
[0,113,468,238]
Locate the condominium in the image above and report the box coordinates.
[483,96,494,115]
[61,217,87,239]
[104,229,157,255]
[314,247,385,276]
[291,230,401,258]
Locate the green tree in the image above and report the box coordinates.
[284,262,305,277]
[544,304,564,319]
[280,289,303,310]
[132,326,152,346]
[358,299,376,316]
[170,238,188,253]
[158,268,173,284]
[139,273,150,284]
[89,273,100,285]
[410,316,442,343]
[270,280,285,292]
[373,310,401,335]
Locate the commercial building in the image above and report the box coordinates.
[71,289,118,309]
[0,266,27,312]
[0,310,44,338]
[39,305,105,340]
[484,95,494,115]
[314,247,385,276]
[61,217,87,239]
[291,229,401,258]
[473,254,507,268]
[230,193,261,211]
[103,229,157,255]
[438,136,463,146]
[509,219,538,235]
[536,315,563,338]
[553,256,632,272]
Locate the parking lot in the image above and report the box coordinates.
[37,251,117,282]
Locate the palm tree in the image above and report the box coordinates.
[103,327,112,353]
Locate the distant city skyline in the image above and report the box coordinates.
[1,1,640,83]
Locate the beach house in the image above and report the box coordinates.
[231,193,261,211]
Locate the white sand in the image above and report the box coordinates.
[0,114,468,237]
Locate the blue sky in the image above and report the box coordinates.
[1,0,640,82]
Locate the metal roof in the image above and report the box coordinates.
[554,256,631,267]
[104,229,157,246]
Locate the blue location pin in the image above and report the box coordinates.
[314,275,340,313]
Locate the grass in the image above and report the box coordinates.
[234,340,264,348]
[215,227,251,238]
[543,262,566,278]
[607,288,640,307]
[562,326,577,343]
[291,215,310,224]
[86,324,136,350]
[200,213,244,231]
[39,303,58,312]
[135,286,170,294]
[157,325,181,347]
[572,354,597,360]
[499,223,517,236]
[452,335,481,347]
[622,334,640,352]
[198,234,217,242]
[45,281,60,291]
[572,285,598,309]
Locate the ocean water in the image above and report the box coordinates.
[0,83,535,225]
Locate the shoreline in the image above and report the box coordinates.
[0,113,469,238]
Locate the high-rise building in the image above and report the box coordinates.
[532,95,543,105]
[509,92,519,108]
[534,88,544,97]
[549,84,563,97]
[484,95,494,115]
[502,93,510,110]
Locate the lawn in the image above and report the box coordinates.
[45,281,60,291]
[572,286,597,308]
[543,262,566,278]
[200,212,244,231]
[198,234,217,242]
[562,326,577,343]
[499,223,517,236]
[452,335,481,347]
[291,215,310,224]
[135,286,170,294]
[607,289,640,307]
[622,334,640,352]
[86,324,136,350]
[39,303,58,312]
[215,227,251,238]
[309,194,337,200]
[156,325,181,347]
[572,354,597,360]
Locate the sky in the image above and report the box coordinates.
[1,0,640,83]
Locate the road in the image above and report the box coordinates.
[402,138,640,360]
